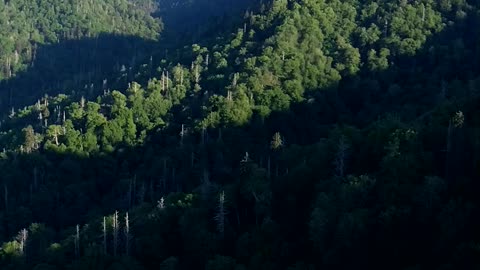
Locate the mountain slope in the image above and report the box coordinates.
[156,0,258,40]
[0,0,162,109]
[0,0,479,270]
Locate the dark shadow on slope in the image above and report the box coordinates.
[155,0,259,45]
[338,11,480,126]
[0,34,162,111]
[0,6,479,270]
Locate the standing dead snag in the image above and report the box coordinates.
[74,225,80,258]
[112,211,119,256]
[103,216,107,255]
[166,71,170,89]
[157,197,165,210]
[125,212,131,256]
[270,132,284,178]
[18,228,28,257]
[162,71,166,92]
[180,124,186,147]
[271,132,284,150]
[215,191,227,237]
[241,152,250,163]
[195,64,200,84]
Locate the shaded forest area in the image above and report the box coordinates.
[0,0,162,110]
[155,0,259,43]
[0,0,479,269]
[0,35,160,109]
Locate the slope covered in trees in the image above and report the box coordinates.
[0,0,479,269]
[0,0,162,109]
[156,0,258,41]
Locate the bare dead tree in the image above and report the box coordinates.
[162,71,166,92]
[80,96,86,109]
[214,191,227,238]
[112,211,119,256]
[166,71,170,89]
[180,124,186,146]
[124,213,131,256]
[103,216,107,255]
[422,4,426,23]
[157,197,165,210]
[195,65,200,84]
[18,228,28,257]
[74,225,80,258]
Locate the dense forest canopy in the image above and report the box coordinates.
[0,0,162,109]
[0,0,160,79]
[0,0,479,269]
[155,0,258,39]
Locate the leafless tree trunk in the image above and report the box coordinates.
[158,197,165,210]
[195,65,200,84]
[215,191,227,238]
[18,228,28,257]
[124,213,131,256]
[113,211,119,256]
[180,124,185,146]
[74,225,80,258]
[166,71,170,89]
[103,216,107,255]
[162,71,165,92]
[422,4,426,23]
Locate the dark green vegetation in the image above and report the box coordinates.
[0,0,161,108]
[156,0,257,40]
[0,0,480,269]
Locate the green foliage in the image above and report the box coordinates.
[0,0,479,270]
[0,0,160,81]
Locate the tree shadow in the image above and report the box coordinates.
[0,34,161,111]
[155,0,259,44]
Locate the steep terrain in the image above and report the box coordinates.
[0,0,161,109]
[0,0,479,269]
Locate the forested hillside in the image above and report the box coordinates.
[0,0,479,269]
[0,0,161,109]
[156,0,258,41]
